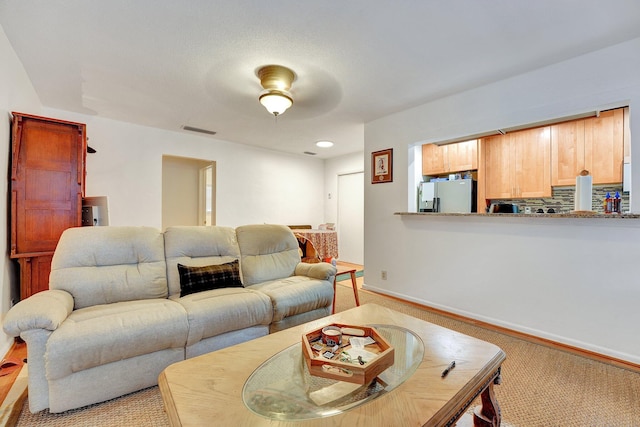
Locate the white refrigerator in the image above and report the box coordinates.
[420,179,476,213]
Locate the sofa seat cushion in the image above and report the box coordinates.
[247,276,333,323]
[46,299,188,380]
[172,288,272,347]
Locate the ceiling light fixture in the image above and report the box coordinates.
[316,140,334,148]
[257,65,295,117]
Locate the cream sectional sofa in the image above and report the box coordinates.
[3,224,336,413]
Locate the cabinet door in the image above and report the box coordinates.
[11,114,86,256]
[421,143,447,175]
[483,135,513,199]
[551,120,586,186]
[17,255,53,300]
[514,127,551,198]
[448,140,478,172]
[584,109,624,184]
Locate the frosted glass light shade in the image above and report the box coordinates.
[259,91,293,116]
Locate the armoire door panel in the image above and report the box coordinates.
[11,112,87,299]
[25,170,74,201]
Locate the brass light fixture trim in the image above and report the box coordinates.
[257,65,296,116]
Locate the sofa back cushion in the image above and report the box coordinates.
[235,224,300,286]
[164,226,240,297]
[50,226,168,309]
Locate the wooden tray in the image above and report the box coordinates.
[301,323,394,385]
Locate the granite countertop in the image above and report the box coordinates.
[394,212,640,219]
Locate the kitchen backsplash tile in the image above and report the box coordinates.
[489,185,628,214]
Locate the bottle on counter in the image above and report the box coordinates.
[614,191,621,214]
[604,192,612,214]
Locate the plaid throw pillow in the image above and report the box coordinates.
[177,260,243,297]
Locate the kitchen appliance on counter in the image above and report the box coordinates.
[488,203,519,213]
[419,178,477,213]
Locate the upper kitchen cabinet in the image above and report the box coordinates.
[585,109,624,184]
[422,139,477,175]
[551,108,624,186]
[10,112,87,299]
[514,127,552,197]
[483,135,512,199]
[550,119,585,186]
[422,143,447,175]
[447,140,478,172]
[484,127,551,199]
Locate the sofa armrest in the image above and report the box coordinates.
[295,262,337,281]
[3,289,74,336]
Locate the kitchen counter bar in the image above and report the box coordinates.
[395,212,640,218]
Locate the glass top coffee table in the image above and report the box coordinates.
[159,303,505,427]
[242,324,425,420]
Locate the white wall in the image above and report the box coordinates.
[364,37,640,364]
[0,53,328,357]
[0,21,343,359]
[324,151,364,223]
[42,108,327,229]
[0,26,42,357]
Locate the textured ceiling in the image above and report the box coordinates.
[2,1,640,158]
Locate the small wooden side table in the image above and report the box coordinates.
[332,268,360,313]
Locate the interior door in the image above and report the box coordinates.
[337,172,364,265]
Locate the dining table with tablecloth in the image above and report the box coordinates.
[292,229,338,261]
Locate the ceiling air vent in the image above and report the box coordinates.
[303,151,317,156]
[182,125,217,136]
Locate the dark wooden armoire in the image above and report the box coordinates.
[10,112,87,300]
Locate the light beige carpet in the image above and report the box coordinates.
[15,283,640,426]
[16,386,168,426]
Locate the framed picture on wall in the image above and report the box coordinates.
[371,148,393,184]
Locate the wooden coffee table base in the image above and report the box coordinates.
[159,304,505,427]
[455,370,502,427]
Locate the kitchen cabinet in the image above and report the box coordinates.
[422,140,477,175]
[551,109,624,186]
[550,119,584,186]
[483,135,511,199]
[448,140,478,172]
[484,127,551,199]
[10,112,86,300]
[422,143,447,175]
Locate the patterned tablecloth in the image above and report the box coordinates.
[292,229,338,261]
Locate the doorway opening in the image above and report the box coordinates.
[337,171,364,265]
[199,163,216,226]
[162,155,216,230]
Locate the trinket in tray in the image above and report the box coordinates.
[301,323,394,385]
